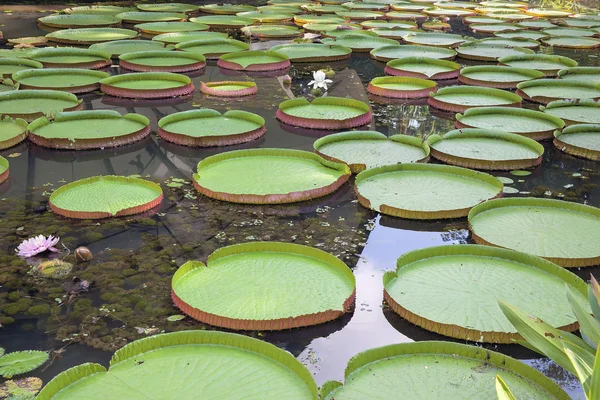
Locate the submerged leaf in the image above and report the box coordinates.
[166,315,185,322]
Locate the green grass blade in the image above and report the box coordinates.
[495,375,517,400]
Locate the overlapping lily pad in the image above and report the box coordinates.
[542,26,596,37]
[541,36,600,49]
[0,79,18,92]
[65,5,135,15]
[370,44,456,61]
[217,50,290,72]
[385,11,428,21]
[99,72,194,99]
[321,35,397,52]
[368,76,438,99]
[293,14,348,26]
[553,123,600,161]
[49,175,162,219]
[344,2,389,11]
[469,197,600,267]
[158,109,265,147]
[12,68,109,93]
[28,110,151,150]
[240,25,303,39]
[402,32,468,47]
[321,341,569,400]
[277,97,372,130]
[137,3,199,13]
[199,4,256,14]
[463,16,505,24]
[119,51,206,72]
[303,23,361,33]
[189,15,254,29]
[428,128,544,170]
[175,38,249,59]
[424,7,475,17]
[38,14,121,28]
[518,18,556,29]
[270,44,352,62]
[558,67,600,83]
[360,20,417,29]
[192,148,351,204]
[0,90,82,121]
[89,39,166,57]
[0,116,27,149]
[199,81,257,97]
[554,17,600,28]
[428,86,522,113]
[0,58,42,78]
[152,31,227,44]
[541,99,600,125]
[37,331,317,400]
[116,12,187,24]
[237,11,294,23]
[516,79,600,104]
[498,54,578,76]
[30,47,111,69]
[314,131,429,172]
[456,106,565,140]
[495,29,549,40]
[385,57,460,80]
[481,36,540,48]
[321,29,378,38]
[458,65,544,89]
[172,242,355,330]
[134,21,209,36]
[355,163,502,219]
[456,42,534,61]
[335,10,386,20]
[422,21,451,31]
[45,28,139,45]
[469,22,521,34]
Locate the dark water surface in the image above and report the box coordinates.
[0,6,599,399]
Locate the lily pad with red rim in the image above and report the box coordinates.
[558,67,600,83]
[0,90,83,121]
[38,14,121,28]
[199,81,257,97]
[422,21,451,31]
[276,97,372,130]
[469,197,600,267]
[240,25,303,39]
[401,32,469,47]
[89,39,166,58]
[384,57,461,80]
[134,21,209,36]
[0,58,42,78]
[28,110,151,150]
[152,31,227,44]
[0,116,27,149]
[172,242,355,330]
[455,106,565,140]
[175,38,249,59]
[116,12,187,24]
[119,51,206,72]
[192,148,351,204]
[11,68,110,93]
[49,175,163,219]
[136,3,199,13]
[458,65,544,89]
[99,72,194,99]
[189,15,254,29]
[198,4,256,15]
[158,109,265,147]
[30,48,111,69]
[428,85,522,113]
[370,44,457,61]
[427,128,544,170]
[516,79,600,104]
[270,44,352,62]
[218,50,290,72]
[455,41,534,61]
[313,131,430,172]
[553,123,600,161]
[302,4,348,14]
[498,53,578,76]
[355,163,503,219]
[368,76,438,99]
[541,99,600,125]
[541,36,600,49]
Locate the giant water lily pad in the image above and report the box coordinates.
[240,25,303,39]
[276,97,372,130]
[237,11,294,23]
[158,109,265,147]
[218,50,290,72]
[45,28,139,45]
[402,32,468,47]
[119,51,206,72]
[456,107,565,140]
[481,36,540,48]
[28,110,150,150]
[172,242,355,329]
[368,76,438,99]
[558,67,600,84]
[526,8,570,18]
[65,5,136,15]
[553,123,600,161]
[516,79,600,104]
[137,3,199,13]
[323,29,379,38]
[370,44,456,61]
[384,245,586,342]
[370,28,422,39]
[175,38,249,59]
[355,163,502,219]
[334,11,386,20]
[38,14,121,28]
[200,81,257,97]
[360,20,417,29]
[0,116,27,149]
[384,57,460,80]
[541,36,600,49]
[456,42,534,61]
[321,35,397,52]
[541,99,600,125]
[458,65,544,89]
[134,21,209,36]
[269,44,352,62]
[30,48,111,69]
[199,4,256,14]
[302,4,347,13]
[463,16,505,24]
[314,131,429,172]
[423,7,475,17]
[344,2,389,11]
[542,26,596,37]
[499,54,578,76]
[295,14,349,26]
[469,197,600,267]
[304,23,361,33]
[428,85,522,113]
[321,341,569,400]
[49,175,162,219]
[554,17,600,28]
[518,19,556,29]
[37,331,317,400]
[385,11,428,21]
[0,90,82,121]
[495,29,549,40]
[99,72,194,99]
[189,15,254,28]
[89,39,166,57]
[428,128,543,170]
[469,22,521,33]
[12,68,109,93]
[192,148,351,204]
[152,31,227,44]
[0,58,42,78]
[116,12,187,24]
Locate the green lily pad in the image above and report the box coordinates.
[134,22,209,36]
[303,23,361,33]
[384,11,428,20]
[428,128,544,170]
[38,14,120,28]
[0,90,82,121]
[218,50,290,70]
[119,51,205,72]
[322,29,379,38]
[494,29,549,40]
[302,4,347,13]
[558,67,600,84]
[429,86,522,112]
[198,4,256,14]
[0,58,42,78]
[554,17,600,28]
[424,7,476,17]
[499,54,578,76]
[458,65,545,89]
[516,79,600,104]
[456,41,534,61]
[485,12,533,22]
[463,16,505,24]
[368,76,438,98]
[0,350,48,379]
[369,27,422,39]
[30,47,111,68]
[28,110,150,150]
[391,3,428,11]
[384,244,586,342]
[193,148,350,204]
[293,14,348,25]
[314,131,429,172]
[360,19,417,28]
[175,38,249,58]
[189,15,254,28]
[479,2,528,9]
[541,36,600,48]
[241,25,303,38]
[45,28,139,45]
[65,5,136,15]
[370,44,456,61]
[355,163,502,219]
[0,48,36,59]
[334,10,386,20]
[469,22,521,33]
[541,99,600,125]
[12,68,109,93]
[456,106,565,140]
[237,11,294,23]
[480,36,540,48]
[99,72,192,97]
[542,26,597,37]
[89,40,166,57]
[343,2,389,11]
[384,57,460,80]
[152,31,227,44]
[553,123,600,161]
[0,116,27,149]
[172,242,355,329]
[158,109,265,147]
[469,197,600,267]
[116,12,187,24]
[49,175,163,219]
[269,44,352,62]
[518,18,556,29]
[277,97,372,129]
[137,3,199,13]
[401,32,468,47]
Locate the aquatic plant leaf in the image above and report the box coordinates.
[567,285,600,348]
[495,376,517,400]
[137,3,199,13]
[0,350,49,378]
[370,44,456,61]
[152,31,227,44]
[499,54,578,76]
[116,11,187,23]
[135,22,209,35]
[99,72,193,99]
[429,85,522,112]
[590,276,600,319]
[384,57,460,80]
[0,58,43,77]
[269,44,351,62]
[0,116,27,149]
[45,28,139,45]
[456,42,534,62]
[589,346,600,400]
[0,90,82,121]
[562,339,594,396]
[277,97,372,130]
[38,14,121,28]
[12,68,109,93]
[166,315,185,322]
[516,80,600,104]
[119,51,206,72]
[0,377,43,398]
[90,40,166,57]
[175,38,249,58]
[368,76,438,99]
[458,66,544,89]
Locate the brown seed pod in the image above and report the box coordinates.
[75,246,92,262]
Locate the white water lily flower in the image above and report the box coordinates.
[308,70,333,91]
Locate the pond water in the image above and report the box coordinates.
[0,3,599,398]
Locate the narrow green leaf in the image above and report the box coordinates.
[562,340,595,397]
[567,285,600,349]
[495,375,517,400]
[589,275,600,321]
[588,346,600,400]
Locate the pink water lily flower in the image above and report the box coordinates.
[16,235,60,258]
